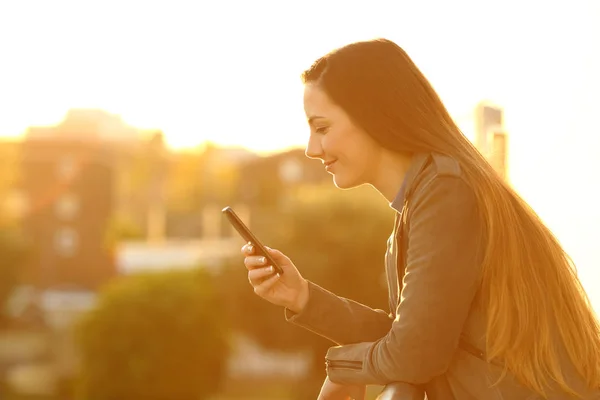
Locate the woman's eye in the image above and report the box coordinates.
[315,126,329,134]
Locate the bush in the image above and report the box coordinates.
[76,269,229,400]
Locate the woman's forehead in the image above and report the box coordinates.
[303,84,336,117]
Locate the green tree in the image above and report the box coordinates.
[165,144,245,214]
[104,213,145,249]
[76,269,230,400]
[220,184,394,398]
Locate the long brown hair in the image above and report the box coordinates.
[302,38,600,397]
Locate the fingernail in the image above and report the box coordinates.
[276,273,281,278]
[259,256,266,264]
[268,266,274,273]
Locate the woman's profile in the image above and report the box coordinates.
[241,38,600,399]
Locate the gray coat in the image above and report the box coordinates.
[286,153,599,399]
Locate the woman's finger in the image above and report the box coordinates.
[243,255,268,270]
[241,242,254,255]
[248,266,276,286]
[263,247,292,267]
[253,271,281,296]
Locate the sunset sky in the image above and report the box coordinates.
[0,1,599,308]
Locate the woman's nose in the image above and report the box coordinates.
[305,136,323,160]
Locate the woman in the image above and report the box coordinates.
[241,38,600,399]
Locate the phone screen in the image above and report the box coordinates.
[222,206,284,274]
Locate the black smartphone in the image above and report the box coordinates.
[222,206,284,275]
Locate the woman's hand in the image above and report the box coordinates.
[317,376,366,400]
[241,243,309,313]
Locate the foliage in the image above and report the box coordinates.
[103,213,145,248]
[165,149,206,213]
[76,269,230,400]
[165,144,243,214]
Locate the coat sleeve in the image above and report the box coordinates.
[324,176,484,385]
[284,281,394,345]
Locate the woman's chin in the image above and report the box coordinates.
[332,174,360,190]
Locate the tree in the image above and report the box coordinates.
[76,269,230,400]
[164,149,205,214]
[220,184,394,398]
[103,213,145,249]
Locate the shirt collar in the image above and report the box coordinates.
[389,153,431,213]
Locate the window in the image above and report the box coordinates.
[54,228,79,257]
[55,193,79,220]
[56,156,78,181]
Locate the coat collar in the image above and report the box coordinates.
[389,153,431,213]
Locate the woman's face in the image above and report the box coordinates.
[303,83,383,189]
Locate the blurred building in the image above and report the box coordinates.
[0,139,22,221]
[115,237,242,274]
[165,144,257,239]
[489,130,509,181]
[231,148,329,236]
[474,101,509,181]
[474,101,503,156]
[123,131,169,243]
[15,109,169,290]
[20,135,117,290]
[236,148,329,208]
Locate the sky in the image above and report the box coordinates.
[0,0,599,309]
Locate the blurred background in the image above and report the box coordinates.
[0,1,598,399]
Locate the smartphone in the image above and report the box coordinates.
[222,206,284,275]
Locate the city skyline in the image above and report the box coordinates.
[0,1,598,309]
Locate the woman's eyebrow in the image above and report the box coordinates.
[308,116,326,124]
